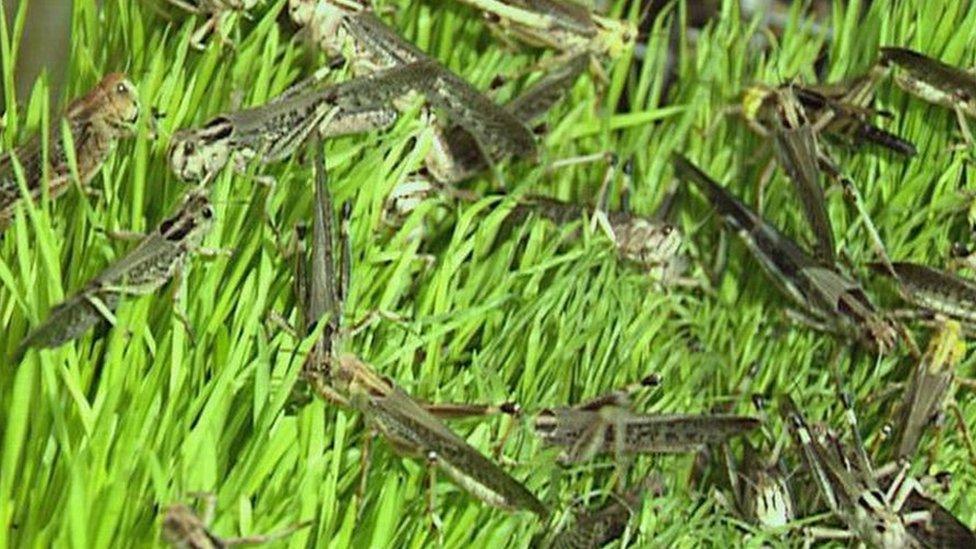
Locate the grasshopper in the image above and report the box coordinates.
[879,46,976,144]
[780,396,931,549]
[789,80,916,157]
[902,486,976,548]
[163,0,260,49]
[14,190,214,358]
[740,84,838,264]
[532,376,759,464]
[382,53,587,221]
[168,59,535,184]
[289,1,422,74]
[295,143,548,516]
[737,79,908,271]
[710,372,796,534]
[425,51,587,184]
[718,436,796,532]
[673,154,898,353]
[167,64,399,182]
[869,261,976,327]
[288,3,541,183]
[707,371,797,534]
[162,493,310,548]
[449,0,635,80]
[0,73,140,230]
[474,152,682,279]
[887,318,976,466]
[541,476,658,549]
[503,193,682,279]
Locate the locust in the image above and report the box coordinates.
[162,0,260,49]
[740,84,837,263]
[780,396,931,549]
[294,142,548,516]
[718,436,796,533]
[289,2,544,184]
[737,80,907,271]
[425,51,588,185]
[162,493,310,548]
[869,260,976,327]
[288,0,422,74]
[532,375,759,464]
[879,46,976,143]
[673,154,898,353]
[541,476,658,549]
[887,318,976,466]
[710,374,797,534]
[471,153,682,276]
[0,73,140,230]
[382,53,588,221]
[488,156,683,282]
[167,63,399,182]
[902,487,976,548]
[14,189,214,359]
[168,58,537,184]
[449,0,635,80]
[789,79,916,157]
[502,192,683,280]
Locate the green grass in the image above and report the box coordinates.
[2,0,976,546]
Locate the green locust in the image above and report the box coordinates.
[673,154,898,353]
[1,73,140,230]
[295,143,548,516]
[15,190,214,358]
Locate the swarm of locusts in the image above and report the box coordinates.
[4,0,976,546]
